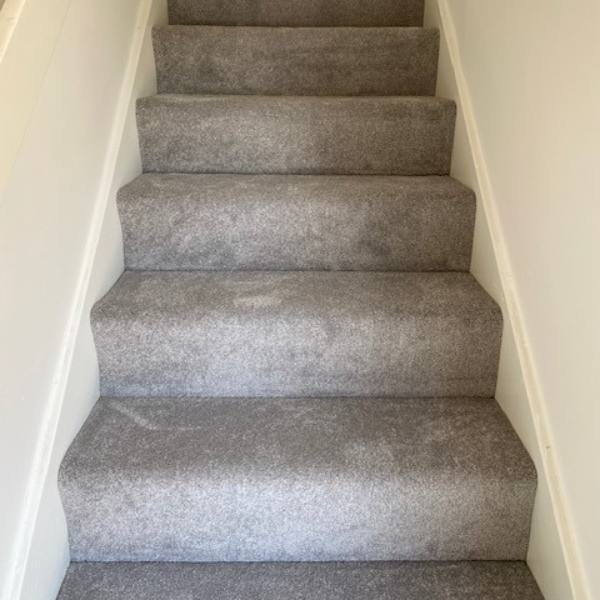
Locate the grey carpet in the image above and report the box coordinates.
[59,397,536,562]
[137,95,456,175]
[57,562,543,600]
[168,0,425,27]
[118,174,475,271]
[91,271,502,398]
[57,0,543,594]
[153,26,439,96]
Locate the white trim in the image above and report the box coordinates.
[435,1,590,598]
[2,1,154,598]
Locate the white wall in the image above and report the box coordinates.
[425,2,600,599]
[0,1,166,598]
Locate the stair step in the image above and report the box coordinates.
[59,397,536,562]
[168,0,425,27]
[92,271,501,398]
[58,562,543,600]
[153,26,439,96]
[137,95,456,175]
[118,174,475,271]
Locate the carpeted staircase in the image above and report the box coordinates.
[57,1,544,597]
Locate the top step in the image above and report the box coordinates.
[168,0,424,27]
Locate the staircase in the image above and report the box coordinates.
[57,1,543,598]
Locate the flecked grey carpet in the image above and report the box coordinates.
[57,562,544,600]
[118,174,475,271]
[137,95,456,175]
[57,0,544,596]
[59,397,535,562]
[153,26,439,96]
[91,271,502,398]
[168,0,425,27]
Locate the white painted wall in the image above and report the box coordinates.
[0,1,166,598]
[425,2,600,599]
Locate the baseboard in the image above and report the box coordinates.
[2,2,156,598]
[428,1,588,598]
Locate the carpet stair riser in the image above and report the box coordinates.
[118,174,475,271]
[168,0,425,27]
[154,26,439,96]
[59,397,536,562]
[137,95,456,175]
[91,271,502,398]
[57,562,544,600]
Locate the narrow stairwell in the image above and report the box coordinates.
[57,1,543,597]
